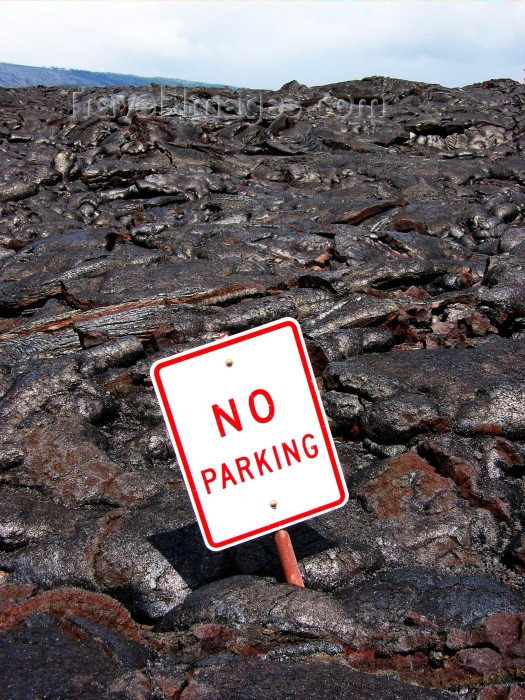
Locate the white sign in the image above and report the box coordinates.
[150,317,348,551]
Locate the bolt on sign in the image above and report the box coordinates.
[151,318,348,551]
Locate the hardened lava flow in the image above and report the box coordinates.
[1,76,525,698]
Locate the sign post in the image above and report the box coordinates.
[274,529,304,587]
[151,317,348,581]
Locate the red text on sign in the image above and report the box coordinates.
[212,389,275,438]
[200,433,319,494]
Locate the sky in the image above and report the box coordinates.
[1,1,524,90]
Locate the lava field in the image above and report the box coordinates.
[1,76,525,699]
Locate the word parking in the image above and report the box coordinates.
[201,432,319,494]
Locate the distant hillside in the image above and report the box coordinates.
[0,61,234,89]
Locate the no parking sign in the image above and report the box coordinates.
[151,317,348,551]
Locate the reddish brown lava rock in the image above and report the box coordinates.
[0,585,35,615]
[364,451,457,518]
[347,641,525,690]
[420,441,513,522]
[192,623,236,655]
[0,587,142,643]
[152,673,190,700]
[22,418,124,506]
[464,312,491,336]
[447,613,525,658]
[108,671,157,697]
[344,646,491,689]
[453,647,506,677]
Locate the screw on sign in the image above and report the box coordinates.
[150,318,348,587]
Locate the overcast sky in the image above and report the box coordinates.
[1,1,524,90]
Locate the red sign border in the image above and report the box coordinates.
[151,317,347,550]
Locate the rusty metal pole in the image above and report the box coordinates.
[273,529,304,587]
